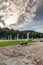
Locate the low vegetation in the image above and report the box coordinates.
[0,39,40,47]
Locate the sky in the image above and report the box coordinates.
[0,0,43,33]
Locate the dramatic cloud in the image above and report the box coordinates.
[34,0,43,21]
[0,0,43,32]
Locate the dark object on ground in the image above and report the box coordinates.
[24,42,27,45]
[20,42,27,45]
[20,42,23,45]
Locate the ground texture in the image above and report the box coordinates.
[0,42,43,65]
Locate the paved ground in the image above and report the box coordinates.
[0,42,43,65]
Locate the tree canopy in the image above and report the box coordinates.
[0,27,43,39]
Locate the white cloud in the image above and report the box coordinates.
[0,0,43,33]
[0,23,3,28]
[0,0,38,26]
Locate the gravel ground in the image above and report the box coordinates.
[0,42,43,65]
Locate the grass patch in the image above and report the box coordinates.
[0,40,21,47]
[0,40,27,47]
[0,39,40,47]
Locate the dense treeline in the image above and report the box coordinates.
[0,27,43,40]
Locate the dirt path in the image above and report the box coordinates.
[0,42,43,65]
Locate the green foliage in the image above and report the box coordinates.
[0,27,43,39]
